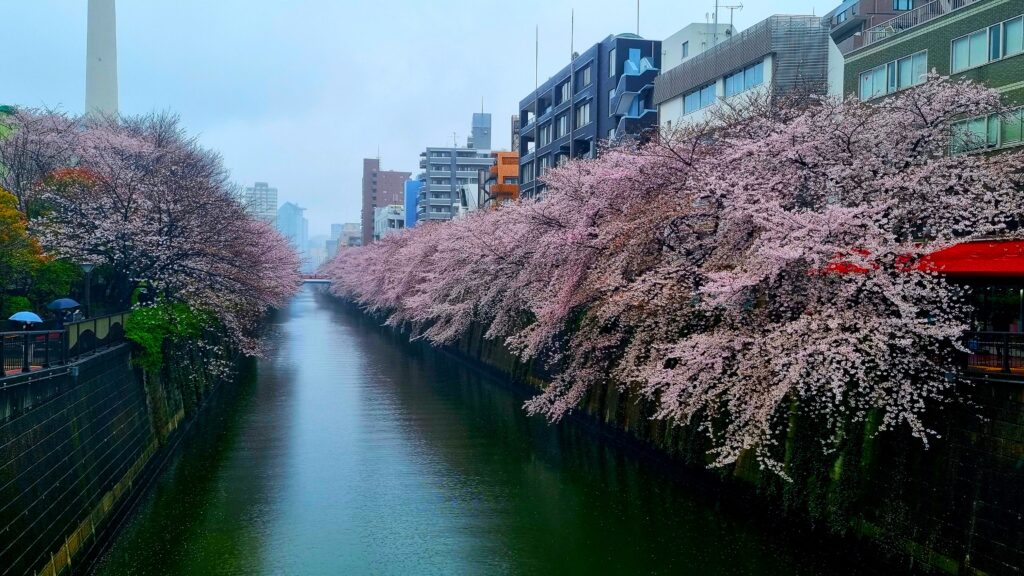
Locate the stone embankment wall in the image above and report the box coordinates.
[0,339,236,576]
[400,315,1021,575]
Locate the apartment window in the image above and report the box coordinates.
[951,108,1024,153]
[538,155,551,177]
[893,0,912,10]
[858,51,926,100]
[952,16,1024,72]
[558,81,571,104]
[609,47,617,77]
[681,41,689,58]
[539,123,552,146]
[608,88,616,116]
[576,65,591,89]
[683,83,716,114]
[556,113,569,138]
[522,161,535,183]
[575,101,592,128]
[608,128,616,140]
[725,61,765,97]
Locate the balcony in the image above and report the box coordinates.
[862,0,983,48]
[966,332,1024,380]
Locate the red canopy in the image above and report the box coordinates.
[917,240,1024,278]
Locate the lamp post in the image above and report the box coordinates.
[80,263,94,319]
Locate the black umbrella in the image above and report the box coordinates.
[47,298,81,311]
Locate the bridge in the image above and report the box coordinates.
[301,274,332,284]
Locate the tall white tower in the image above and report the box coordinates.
[86,0,118,116]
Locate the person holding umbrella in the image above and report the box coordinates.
[47,298,81,329]
[9,311,43,372]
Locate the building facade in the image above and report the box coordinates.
[480,151,520,208]
[824,0,918,54]
[518,33,662,198]
[417,147,494,222]
[661,22,736,72]
[654,15,833,130]
[276,202,307,252]
[244,182,278,225]
[361,158,411,245]
[404,179,422,228]
[373,205,405,241]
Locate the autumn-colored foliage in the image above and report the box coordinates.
[324,78,1024,475]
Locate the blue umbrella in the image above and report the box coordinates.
[46,298,80,311]
[9,311,43,324]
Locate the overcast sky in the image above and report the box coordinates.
[4,0,838,235]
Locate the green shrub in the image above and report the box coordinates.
[125,302,210,371]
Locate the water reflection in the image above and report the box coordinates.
[92,286,879,575]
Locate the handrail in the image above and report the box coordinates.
[1,312,130,379]
[862,0,983,48]
[965,330,1024,375]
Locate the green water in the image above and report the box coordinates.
[90,286,879,575]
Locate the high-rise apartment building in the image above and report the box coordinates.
[518,33,662,198]
[416,114,496,222]
[244,182,278,225]
[277,202,307,251]
[361,159,411,245]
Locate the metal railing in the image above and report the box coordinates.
[1,312,129,379]
[863,0,983,47]
[965,331,1024,375]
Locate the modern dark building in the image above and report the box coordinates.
[518,33,661,198]
[361,158,411,246]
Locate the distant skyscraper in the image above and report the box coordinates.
[244,182,278,225]
[361,159,410,245]
[470,113,492,150]
[86,0,118,116]
[277,202,306,249]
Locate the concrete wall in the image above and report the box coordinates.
[431,319,1023,575]
[0,337,237,575]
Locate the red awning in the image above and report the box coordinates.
[917,241,1024,278]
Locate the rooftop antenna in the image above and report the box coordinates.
[636,0,640,36]
[721,3,743,33]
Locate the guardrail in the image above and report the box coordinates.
[966,331,1024,375]
[1,312,129,378]
[863,0,982,47]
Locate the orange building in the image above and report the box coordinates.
[483,151,520,208]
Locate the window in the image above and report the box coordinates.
[893,0,912,9]
[539,123,552,146]
[952,108,1024,153]
[538,155,551,177]
[681,41,689,58]
[522,162,535,183]
[608,88,616,115]
[952,17,1024,72]
[725,61,764,97]
[858,51,926,100]
[609,47,617,77]
[558,81,571,104]
[576,65,591,89]
[556,113,569,138]
[575,101,592,128]
[684,83,716,114]
[608,128,616,140]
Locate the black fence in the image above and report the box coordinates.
[1,313,129,379]
[965,331,1024,375]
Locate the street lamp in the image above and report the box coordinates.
[80,263,94,319]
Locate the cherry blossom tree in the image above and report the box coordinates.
[325,77,1024,475]
[26,112,301,353]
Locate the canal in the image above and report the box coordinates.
[89,286,881,575]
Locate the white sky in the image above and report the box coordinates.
[3,0,839,235]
